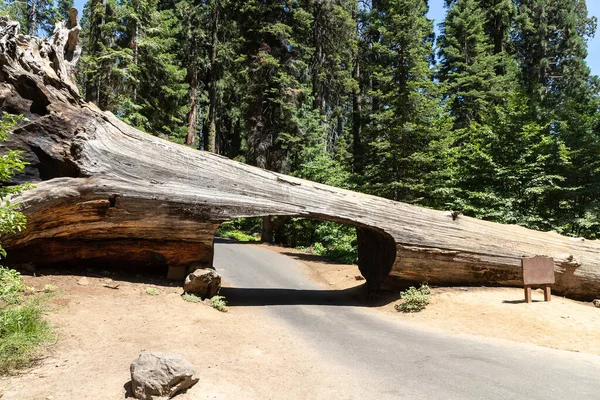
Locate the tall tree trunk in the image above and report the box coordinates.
[351,14,363,173]
[186,39,198,146]
[28,1,37,35]
[207,4,219,153]
[261,216,273,243]
[231,119,241,158]
[312,2,326,114]
[132,21,139,102]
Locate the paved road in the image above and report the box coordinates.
[215,239,600,399]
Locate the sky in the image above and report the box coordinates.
[73,0,600,77]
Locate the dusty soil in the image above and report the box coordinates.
[0,272,367,400]
[1,243,600,399]
[258,243,600,355]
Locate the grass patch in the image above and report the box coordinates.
[145,287,160,296]
[395,283,431,313]
[182,293,203,303]
[182,293,228,312]
[0,268,54,374]
[209,295,228,312]
[43,284,57,293]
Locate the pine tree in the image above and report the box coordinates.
[514,0,596,116]
[438,0,511,128]
[361,0,451,204]
[0,0,71,36]
[513,0,599,236]
[79,0,187,138]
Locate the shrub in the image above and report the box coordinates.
[209,295,228,312]
[0,266,24,304]
[0,113,28,259]
[145,287,160,296]
[215,219,261,242]
[0,294,53,374]
[395,284,431,313]
[182,293,203,303]
[43,284,57,293]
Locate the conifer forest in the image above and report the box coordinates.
[2,0,599,259]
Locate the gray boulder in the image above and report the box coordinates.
[183,268,221,298]
[593,299,600,308]
[130,352,198,400]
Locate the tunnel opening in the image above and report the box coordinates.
[214,215,396,294]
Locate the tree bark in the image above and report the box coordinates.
[207,4,219,153]
[351,7,363,173]
[2,17,600,299]
[186,39,198,146]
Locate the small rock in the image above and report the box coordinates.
[593,299,600,308]
[77,277,89,286]
[130,352,198,400]
[186,262,214,275]
[183,269,221,298]
[354,275,365,281]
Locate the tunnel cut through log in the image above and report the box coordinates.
[2,16,600,299]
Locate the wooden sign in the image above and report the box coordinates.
[522,256,555,303]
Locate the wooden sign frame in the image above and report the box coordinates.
[521,256,555,303]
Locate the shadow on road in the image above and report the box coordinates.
[220,285,395,307]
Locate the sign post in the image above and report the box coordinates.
[521,256,555,303]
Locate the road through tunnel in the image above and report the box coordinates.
[213,216,397,293]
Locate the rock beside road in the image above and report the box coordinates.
[130,352,198,400]
[183,268,221,298]
[593,299,600,308]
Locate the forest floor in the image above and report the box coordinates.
[1,243,599,399]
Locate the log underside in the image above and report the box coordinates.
[1,17,600,300]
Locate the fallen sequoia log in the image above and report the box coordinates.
[1,15,600,300]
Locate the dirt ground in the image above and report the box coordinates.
[1,243,600,399]
[0,272,368,400]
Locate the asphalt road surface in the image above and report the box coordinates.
[215,239,600,400]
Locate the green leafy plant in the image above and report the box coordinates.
[0,113,27,258]
[209,295,228,312]
[43,284,57,293]
[182,293,203,303]
[0,113,53,374]
[0,296,53,374]
[0,266,24,304]
[145,287,160,296]
[215,219,261,242]
[395,284,431,313]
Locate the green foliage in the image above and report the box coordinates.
[298,222,357,264]
[145,287,160,296]
[209,295,228,312]
[0,268,53,374]
[438,0,514,129]
[182,293,203,303]
[215,220,261,242]
[42,284,57,293]
[0,267,24,304]
[182,293,227,312]
[395,284,431,313]
[0,296,53,374]
[0,0,72,36]
[0,113,28,258]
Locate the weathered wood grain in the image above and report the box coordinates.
[1,16,600,299]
